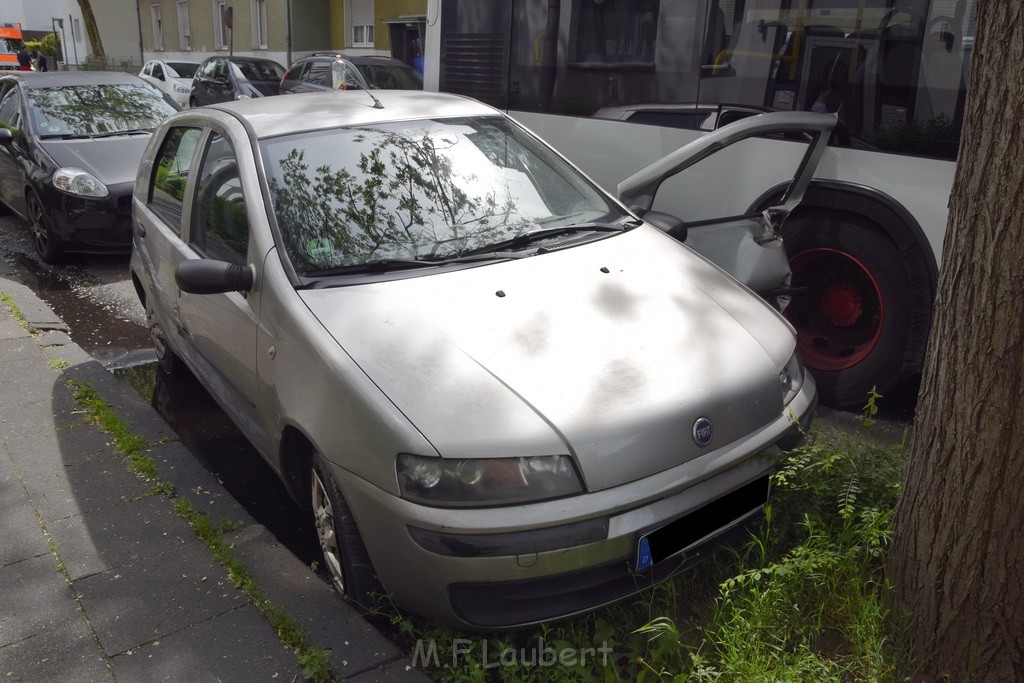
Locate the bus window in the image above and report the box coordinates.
[698,0,975,159]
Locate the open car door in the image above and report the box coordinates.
[617,112,837,305]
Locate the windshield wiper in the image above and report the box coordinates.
[89,128,153,138]
[304,258,438,276]
[303,251,525,279]
[458,220,636,258]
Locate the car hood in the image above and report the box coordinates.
[40,135,152,187]
[300,227,795,491]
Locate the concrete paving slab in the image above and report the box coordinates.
[15,440,153,524]
[0,340,58,406]
[63,361,178,444]
[0,615,113,683]
[75,540,248,655]
[0,316,28,340]
[145,440,256,528]
[0,474,49,566]
[0,554,76,648]
[350,660,434,682]
[228,524,404,677]
[47,494,197,581]
[109,604,301,681]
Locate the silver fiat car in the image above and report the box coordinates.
[130,90,816,629]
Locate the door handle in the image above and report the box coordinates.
[135,222,146,237]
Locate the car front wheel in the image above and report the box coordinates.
[27,191,61,264]
[311,453,378,607]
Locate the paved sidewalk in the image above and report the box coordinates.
[0,265,429,681]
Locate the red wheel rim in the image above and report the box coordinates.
[785,248,884,372]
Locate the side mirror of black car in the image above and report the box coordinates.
[0,127,14,148]
[632,206,688,242]
[176,259,254,294]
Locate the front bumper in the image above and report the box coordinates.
[48,187,134,254]
[336,374,816,630]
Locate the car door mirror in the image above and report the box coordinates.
[0,127,13,148]
[176,259,253,294]
[635,208,688,241]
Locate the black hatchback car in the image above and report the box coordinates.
[189,56,285,107]
[280,53,422,94]
[0,71,178,262]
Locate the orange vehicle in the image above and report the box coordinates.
[0,22,25,71]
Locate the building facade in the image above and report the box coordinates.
[136,0,425,69]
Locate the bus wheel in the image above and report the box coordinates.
[780,212,912,408]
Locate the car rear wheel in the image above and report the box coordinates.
[189,97,197,108]
[311,453,378,607]
[27,192,61,264]
[146,302,178,373]
[780,210,912,408]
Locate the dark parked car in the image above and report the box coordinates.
[0,71,178,262]
[280,52,422,94]
[190,56,285,107]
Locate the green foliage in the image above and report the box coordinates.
[40,33,61,61]
[861,385,883,426]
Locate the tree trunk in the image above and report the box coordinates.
[889,3,1024,680]
[76,0,105,59]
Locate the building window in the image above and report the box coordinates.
[252,0,268,49]
[352,25,374,47]
[177,1,191,50]
[73,18,81,42]
[572,0,659,65]
[150,4,163,51]
[214,0,230,50]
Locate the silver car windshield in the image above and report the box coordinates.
[261,116,623,275]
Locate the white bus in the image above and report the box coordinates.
[424,0,974,408]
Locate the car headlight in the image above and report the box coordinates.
[779,351,805,405]
[53,167,108,198]
[396,453,584,507]
[173,84,190,94]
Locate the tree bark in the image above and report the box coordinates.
[76,0,105,59]
[889,3,1024,680]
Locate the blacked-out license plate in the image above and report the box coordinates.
[634,476,769,571]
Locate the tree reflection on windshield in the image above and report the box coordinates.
[264,117,615,275]
[28,84,177,138]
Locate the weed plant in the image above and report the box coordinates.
[382,427,910,682]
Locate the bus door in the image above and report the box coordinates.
[617,111,835,302]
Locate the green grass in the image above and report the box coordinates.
[383,429,911,682]
[0,291,31,331]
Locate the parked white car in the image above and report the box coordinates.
[139,59,199,107]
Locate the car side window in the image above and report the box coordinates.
[191,133,249,265]
[199,60,216,78]
[0,89,22,137]
[149,126,202,234]
[153,63,164,80]
[142,63,152,76]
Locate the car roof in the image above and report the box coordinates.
[203,90,498,139]
[1,71,151,90]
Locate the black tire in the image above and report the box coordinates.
[189,97,197,109]
[780,210,913,408]
[310,453,379,608]
[27,192,61,264]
